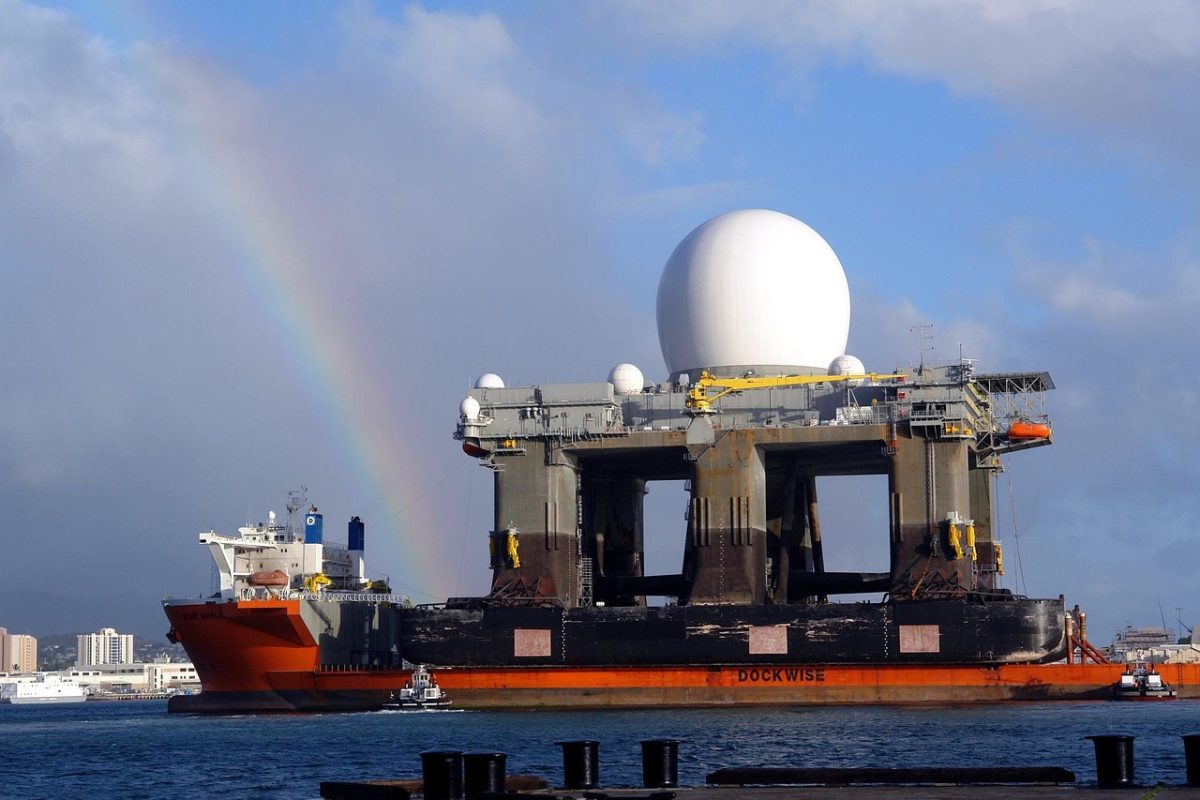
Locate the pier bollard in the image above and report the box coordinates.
[641,739,680,788]
[463,752,507,798]
[420,750,464,800]
[1085,735,1135,787]
[1183,734,1200,786]
[556,740,600,789]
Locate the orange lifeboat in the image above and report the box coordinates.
[462,441,489,458]
[248,570,289,587]
[1008,421,1052,440]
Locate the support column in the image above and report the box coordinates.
[770,460,799,603]
[888,433,974,598]
[581,474,646,605]
[969,466,998,591]
[683,430,767,605]
[491,442,579,605]
[805,471,827,602]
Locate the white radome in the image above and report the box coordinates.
[656,209,851,376]
[459,396,481,419]
[828,354,866,387]
[608,363,645,395]
[474,373,505,389]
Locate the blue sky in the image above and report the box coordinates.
[2,0,1198,643]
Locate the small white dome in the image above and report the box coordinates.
[828,354,866,387]
[459,396,481,419]
[608,363,645,395]
[474,373,505,389]
[828,354,865,376]
[656,209,850,376]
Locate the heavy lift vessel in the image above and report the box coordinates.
[165,209,1195,712]
[165,360,1172,712]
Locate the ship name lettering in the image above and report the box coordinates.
[181,611,221,621]
[736,667,825,683]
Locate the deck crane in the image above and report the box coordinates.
[685,370,908,414]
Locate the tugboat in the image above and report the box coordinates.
[384,666,451,709]
[1111,663,1177,700]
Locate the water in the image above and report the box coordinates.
[1,700,1198,798]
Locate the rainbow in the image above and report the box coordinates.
[112,24,460,599]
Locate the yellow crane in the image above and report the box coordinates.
[303,573,332,593]
[685,370,908,413]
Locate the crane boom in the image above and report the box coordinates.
[685,370,907,413]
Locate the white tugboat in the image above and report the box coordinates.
[1111,663,1177,700]
[383,665,451,709]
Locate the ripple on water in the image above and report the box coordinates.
[3,700,1199,799]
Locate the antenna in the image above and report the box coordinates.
[910,323,934,370]
[285,486,308,536]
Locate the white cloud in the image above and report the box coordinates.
[0,0,174,191]
[1043,272,1146,318]
[604,0,1200,166]
[335,4,552,164]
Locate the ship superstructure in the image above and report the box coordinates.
[199,491,368,599]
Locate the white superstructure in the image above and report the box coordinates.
[0,673,87,704]
[201,491,365,601]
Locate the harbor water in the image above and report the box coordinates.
[2,700,1198,798]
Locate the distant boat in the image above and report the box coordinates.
[383,666,451,709]
[0,673,88,705]
[1111,663,1176,700]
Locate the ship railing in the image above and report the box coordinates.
[293,591,412,605]
[316,663,407,673]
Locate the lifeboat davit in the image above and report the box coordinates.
[1008,421,1052,440]
[248,570,289,587]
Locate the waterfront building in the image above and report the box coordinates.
[1108,624,1200,664]
[77,628,134,667]
[0,627,38,673]
[66,658,199,693]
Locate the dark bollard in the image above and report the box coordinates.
[1183,734,1200,786]
[1085,735,1135,787]
[420,750,464,800]
[641,739,680,788]
[556,740,600,789]
[463,751,507,798]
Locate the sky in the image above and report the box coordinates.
[1,0,1198,644]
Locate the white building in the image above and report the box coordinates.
[77,627,134,667]
[0,627,38,673]
[67,659,199,693]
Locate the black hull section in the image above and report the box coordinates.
[396,598,1067,667]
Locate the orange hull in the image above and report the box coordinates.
[164,599,1200,712]
[165,599,319,693]
[430,662,1200,707]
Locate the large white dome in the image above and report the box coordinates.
[656,209,850,377]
